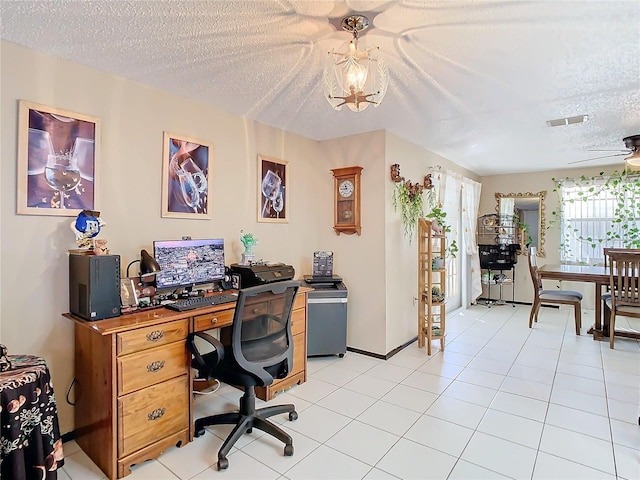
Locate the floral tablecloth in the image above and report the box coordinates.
[0,355,64,480]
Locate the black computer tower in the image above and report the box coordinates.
[69,253,121,321]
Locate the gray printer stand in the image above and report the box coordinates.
[304,277,348,357]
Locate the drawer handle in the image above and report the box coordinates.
[148,408,166,421]
[210,317,218,324]
[252,308,259,314]
[146,330,165,342]
[147,360,165,372]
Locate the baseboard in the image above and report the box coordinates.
[346,336,418,360]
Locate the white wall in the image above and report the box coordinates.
[315,132,388,355]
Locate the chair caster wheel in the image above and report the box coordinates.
[195,428,205,437]
[289,411,298,421]
[247,427,253,434]
[284,444,294,456]
[217,457,229,470]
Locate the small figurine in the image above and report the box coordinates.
[93,238,109,255]
[240,230,258,265]
[70,210,105,249]
[240,230,258,255]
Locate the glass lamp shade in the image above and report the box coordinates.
[625,150,640,167]
[323,38,389,112]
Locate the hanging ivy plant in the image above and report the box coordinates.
[549,169,640,261]
[392,181,428,240]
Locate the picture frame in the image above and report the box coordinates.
[161,131,212,219]
[258,154,288,223]
[17,100,100,216]
[120,278,138,308]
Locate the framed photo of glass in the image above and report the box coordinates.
[258,154,288,223]
[17,100,100,216]
[161,132,212,219]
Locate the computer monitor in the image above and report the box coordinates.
[153,238,225,291]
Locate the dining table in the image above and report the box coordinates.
[538,263,640,340]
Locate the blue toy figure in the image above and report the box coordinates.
[70,209,105,249]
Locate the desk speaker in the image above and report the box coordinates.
[69,254,121,321]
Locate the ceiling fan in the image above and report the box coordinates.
[569,134,640,166]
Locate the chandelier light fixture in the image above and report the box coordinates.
[625,150,640,167]
[323,15,389,112]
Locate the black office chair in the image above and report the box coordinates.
[187,280,300,470]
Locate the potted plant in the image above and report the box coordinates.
[432,256,445,270]
[425,206,458,258]
[431,286,445,303]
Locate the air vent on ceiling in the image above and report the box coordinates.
[546,115,588,127]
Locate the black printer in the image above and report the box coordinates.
[230,262,295,288]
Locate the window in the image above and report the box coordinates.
[557,174,640,264]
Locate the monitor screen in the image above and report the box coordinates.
[153,238,225,290]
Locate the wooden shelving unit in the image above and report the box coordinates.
[418,218,446,355]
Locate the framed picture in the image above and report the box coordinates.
[120,278,138,308]
[17,100,100,215]
[161,132,212,219]
[258,154,288,223]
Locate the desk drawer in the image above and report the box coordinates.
[118,375,189,458]
[291,332,305,375]
[193,309,234,332]
[117,320,188,356]
[291,308,305,336]
[293,293,306,311]
[118,342,188,395]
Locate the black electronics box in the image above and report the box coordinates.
[69,253,121,321]
[230,263,295,288]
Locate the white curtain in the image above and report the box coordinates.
[462,177,482,304]
[500,197,515,226]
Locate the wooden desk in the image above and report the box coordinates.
[538,264,609,334]
[64,288,309,479]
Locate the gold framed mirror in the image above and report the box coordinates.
[495,191,546,257]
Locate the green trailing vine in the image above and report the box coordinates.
[550,169,640,262]
[392,181,428,240]
[389,163,458,257]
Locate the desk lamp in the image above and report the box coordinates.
[126,249,161,281]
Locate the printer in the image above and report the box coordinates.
[230,262,295,288]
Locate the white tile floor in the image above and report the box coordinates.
[58,305,640,479]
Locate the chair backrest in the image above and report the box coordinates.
[226,280,300,386]
[606,250,640,308]
[527,246,541,297]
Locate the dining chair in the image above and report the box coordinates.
[604,250,640,349]
[527,247,583,334]
[602,248,640,322]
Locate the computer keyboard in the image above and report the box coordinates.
[165,293,238,312]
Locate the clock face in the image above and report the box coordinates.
[339,179,354,198]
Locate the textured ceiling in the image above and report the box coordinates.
[1,0,639,175]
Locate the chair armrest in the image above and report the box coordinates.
[187,332,224,380]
